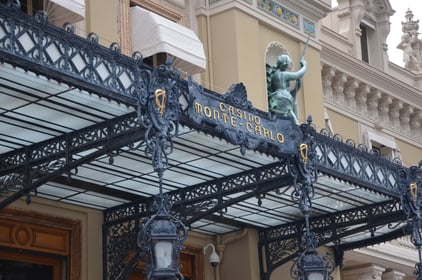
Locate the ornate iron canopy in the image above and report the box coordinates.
[0,3,419,280]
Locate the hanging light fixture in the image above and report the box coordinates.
[291,231,333,280]
[136,64,187,279]
[137,188,186,279]
[290,117,334,280]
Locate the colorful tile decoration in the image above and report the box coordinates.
[257,0,316,37]
[303,17,316,37]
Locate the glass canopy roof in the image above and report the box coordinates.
[0,9,409,263]
[1,5,418,279]
[0,61,398,238]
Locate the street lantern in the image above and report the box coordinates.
[301,249,328,280]
[291,232,334,280]
[138,195,187,279]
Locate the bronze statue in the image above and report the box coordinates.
[267,54,307,124]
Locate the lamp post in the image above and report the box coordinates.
[290,117,334,280]
[136,64,187,279]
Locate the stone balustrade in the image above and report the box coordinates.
[321,63,422,142]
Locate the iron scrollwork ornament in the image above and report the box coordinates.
[135,64,187,280]
[400,161,422,280]
[289,116,335,280]
[289,116,318,213]
[136,64,180,173]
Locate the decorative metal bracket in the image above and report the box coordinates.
[289,116,318,215]
[289,116,335,280]
[136,64,180,173]
[400,161,422,279]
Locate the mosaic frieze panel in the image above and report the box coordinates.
[257,0,316,36]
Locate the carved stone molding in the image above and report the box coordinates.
[397,236,415,249]
[382,269,406,280]
[342,264,385,280]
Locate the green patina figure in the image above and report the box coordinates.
[267,54,307,125]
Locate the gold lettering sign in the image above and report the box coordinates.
[155,89,166,116]
[188,78,301,155]
[193,101,286,144]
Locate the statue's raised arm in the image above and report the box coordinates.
[267,54,307,125]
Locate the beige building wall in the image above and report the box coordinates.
[200,7,326,129]
[85,0,118,46]
[326,109,360,141]
[218,230,260,280]
[397,139,422,166]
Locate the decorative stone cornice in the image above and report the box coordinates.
[342,264,385,280]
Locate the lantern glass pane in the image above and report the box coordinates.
[154,241,174,269]
[308,272,324,280]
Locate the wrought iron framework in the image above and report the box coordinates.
[0,2,419,280]
[399,162,422,279]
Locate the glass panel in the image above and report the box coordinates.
[308,272,324,280]
[154,241,173,269]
